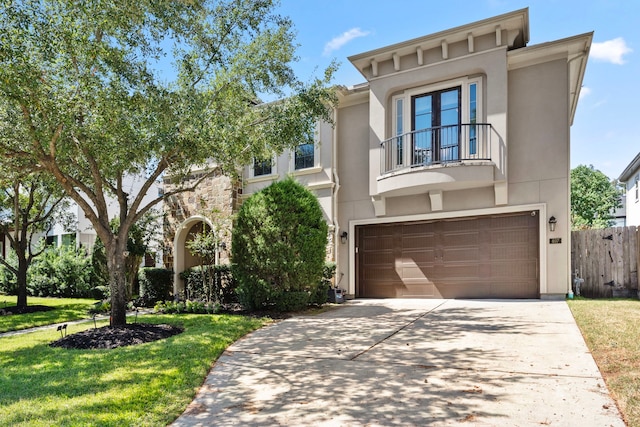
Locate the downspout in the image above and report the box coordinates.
[331,106,342,288]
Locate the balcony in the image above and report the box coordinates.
[377,123,499,197]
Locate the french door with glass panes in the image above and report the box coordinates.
[411,87,461,165]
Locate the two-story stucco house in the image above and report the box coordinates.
[166,8,592,300]
[619,152,640,226]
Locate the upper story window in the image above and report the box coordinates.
[292,123,321,172]
[390,76,483,168]
[635,175,639,202]
[294,143,315,170]
[252,157,273,177]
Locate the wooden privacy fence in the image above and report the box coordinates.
[571,226,639,298]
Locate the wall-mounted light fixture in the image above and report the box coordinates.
[340,231,348,244]
[548,216,557,232]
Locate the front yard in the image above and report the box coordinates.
[0,309,266,426]
[569,298,640,427]
[0,297,98,333]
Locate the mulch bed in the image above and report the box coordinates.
[50,323,184,350]
[3,302,284,350]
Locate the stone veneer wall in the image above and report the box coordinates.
[162,168,242,269]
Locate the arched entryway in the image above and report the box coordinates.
[172,215,213,296]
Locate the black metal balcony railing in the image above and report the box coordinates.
[380,123,493,175]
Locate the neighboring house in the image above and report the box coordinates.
[47,175,163,264]
[165,8,592,300]
[618,152,640,226]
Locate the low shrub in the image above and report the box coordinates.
[153,299,220,314]
[0,251,18,295]
[309,262,336,306]
[273,291,310,312]
[89,300,111,314]
[138,268,172,306]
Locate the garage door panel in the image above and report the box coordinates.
[357,212,539,299]
[362,236,394,251]
[491,229,530,244]
[362,252,395,266]
[401,265,437,280]
[361,267,399,281]
[402,249,436,264]
[490,245,530,261]
[441,231,480,247]
[403,282,436,297]
[403,235,437,249]
[490,282,538,298]
[442,247,481,262]
[490,260,537,278]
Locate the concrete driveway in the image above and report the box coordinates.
[172,299,624,426]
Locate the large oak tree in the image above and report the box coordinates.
[571,165,623,229]
[0,0,336,325]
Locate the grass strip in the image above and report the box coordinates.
[568,298,640,427]
[0,313,266,426]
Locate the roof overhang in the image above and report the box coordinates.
[619,152,640,182]
[348,8,530,79]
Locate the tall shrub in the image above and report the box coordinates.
[232,178,328,311]
[27,245,92,298]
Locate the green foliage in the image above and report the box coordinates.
[0,171,74,307]
[179,264,237,305]
[153,300,220,314]
[232,178,328,311]
[0,314,265,426]
[0,250,18,295]
[309,261,337,306]
[138,268,173,306]
[89,300,111,314]
[27,246,93,298]
[89,238,109,299]
[0,0,336,325]
[571,165,623,229]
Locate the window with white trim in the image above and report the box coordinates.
[294,143,314,170]
[253,158,273,177]
[635,174,639,202]
[292,123,321,172]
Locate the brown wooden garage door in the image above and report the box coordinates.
[356,212,539,298]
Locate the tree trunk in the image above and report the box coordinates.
[107,243,128,326]
[16,258,28,309]
[15,250,28,309]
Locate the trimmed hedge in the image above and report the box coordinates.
[232,178,328,311]
[138,268,173,306]
[179,264,237,304]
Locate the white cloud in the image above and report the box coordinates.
[323,28,370,56]
[579,86,591,100]
[591,37,632,65]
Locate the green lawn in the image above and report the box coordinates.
[0,313,266,426]
[568,298,640,427]
[0,296,99,333]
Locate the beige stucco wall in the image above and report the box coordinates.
[508,58,571,296]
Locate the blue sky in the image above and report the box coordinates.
[275,0,638,181]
